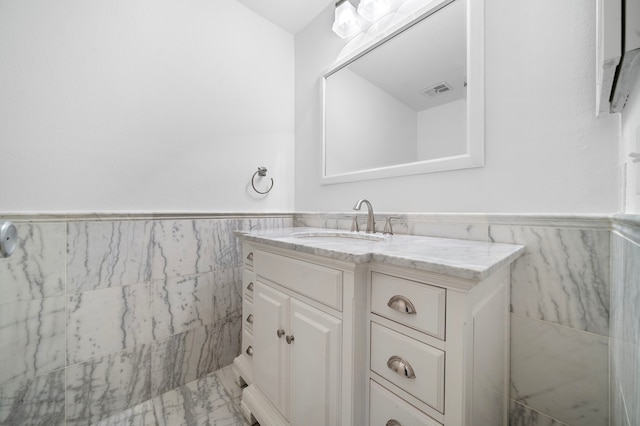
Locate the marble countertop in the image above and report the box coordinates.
[238,227,525,281]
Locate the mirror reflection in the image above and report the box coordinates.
[324,0,468,179]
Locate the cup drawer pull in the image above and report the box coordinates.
[246,314,253,324]
[247,282,254,292]
[387,355,416,379]
[386,421,402,426]
[246,346,253,357]
[387,295,417,314]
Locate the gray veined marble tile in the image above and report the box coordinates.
[214,365,244,402]
[509,399,568,426]
[213,267,243,322]
[152,373,246,426]
[67,282,153,365]
[212,219,245,270]
[67,221,154,293]
[489,226,610,336]
[0,222,65,305]
[407,220,489,241]
[0,296,65,387]
[151,325,218,396]
[614,235,640,424]
[92,399,159,426]
[152,220,214,280]
[65,343,152,426]
[0,369,65,426]
[510,314,609,426]
[153,273,214,341]
[209,313,242,371]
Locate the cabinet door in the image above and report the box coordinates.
[253,282,290,419]
[289,298,342,426]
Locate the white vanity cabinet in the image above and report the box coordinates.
[236,244,367,426]
[234,229,523,426]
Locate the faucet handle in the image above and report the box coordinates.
[351,215,360,232]
[383,217,400,235]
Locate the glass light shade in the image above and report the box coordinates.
[357,0,391,22]
[332,0,363,38]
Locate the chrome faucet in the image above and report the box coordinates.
[353,199,375,233]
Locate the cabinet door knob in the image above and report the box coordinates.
[246,346,253,357]
[247,282,254,292]
[286,335,295,344]
[387,355,416,379]
[246,252,254,261]
[386,421,402,426]
[246,314,253,324]
[387,295,417,314]
[277,329,285,338]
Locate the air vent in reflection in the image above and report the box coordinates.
[419,81,452,97]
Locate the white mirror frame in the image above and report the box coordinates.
[321,0,484,185]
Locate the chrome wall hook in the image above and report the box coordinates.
[251,166,274,194]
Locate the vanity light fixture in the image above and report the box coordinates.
[357,0,391,21]
[332,0,364,38]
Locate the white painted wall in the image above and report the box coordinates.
[622,71,640,214]
[325,68,417,175]
[417,99,466,161]
[0,0,295,213]
[295,0,621,214]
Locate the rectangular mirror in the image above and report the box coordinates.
[322,0,484,184]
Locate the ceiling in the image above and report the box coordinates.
[235,0,335,34]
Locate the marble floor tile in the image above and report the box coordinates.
[490,226,610,336]
[152,372,247,426]
[510,314,609,426]
[152,273,214,341]
[0,296,65,386]
[214,365,244,402]
[67,283,153,365]
[92,400,159,426]
[0,222,65,305]
[510,399,568,426]
[0,369,65,426]
[67,221,154,293]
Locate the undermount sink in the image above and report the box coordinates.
[291,231,388,242]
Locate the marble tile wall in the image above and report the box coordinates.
[295,213,612,426]
[0,214,292,425]
[610,215,640,426]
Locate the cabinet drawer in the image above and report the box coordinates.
[255,250,343,310]
[243,298,254,333]
[369,380,442,426]
[371,273,446,340]
[242,328,254,360]
[243,269,256,300]
[370,322,445,413]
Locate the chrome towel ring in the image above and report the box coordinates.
[251,166,274,194]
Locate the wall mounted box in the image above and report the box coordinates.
[597,0,640,115]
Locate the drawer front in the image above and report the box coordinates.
[369,380,442,426]
[370,322,445,412]
[255,250,343,310]
[371,273,446,340]
[243,269,256,300]
[243,298,254,333]
[242,328,254,360]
